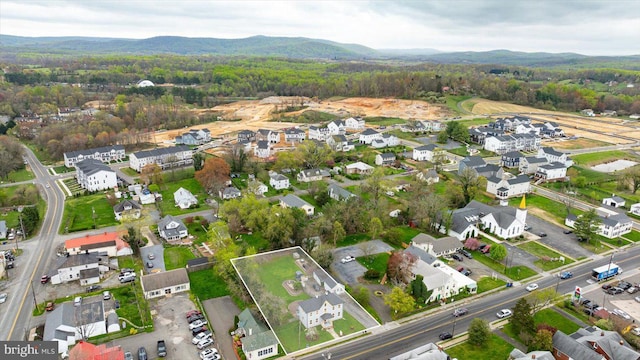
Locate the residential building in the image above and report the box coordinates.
[237,129,256,143]
[175,128,211,145]
[359,128,382,144]
[75,159,117,192]
[297,168,330,182]
[486,174,531,205]
[44,303,109,354]
[297,293,344,329]
[534,122,564,138]
[65,232,132,257]
[327,120,346,135]
[248,180,268,196]
[412,144,438,161]
[280,194,315,215]
[629,203,640,216]
[410,233,462,257]
[63,145,126,168]
[514,123,540,136]
[158,215,188,242]
[254,140,271,159]
[328,184,355,201]
[447,197,527,240]
[235,309,279,360]
[68,342,125,360]
[500,151,523,168]
[458,156,487,175]
[344,116,365,130]
[308,126,332,141]
[113,199,141,221]
[372,134,399,148]
[475,164,504,179]
[468,126,503,145]
[174,187,198,209]
[508,349,553,360]
[535,162,568,181]
[269,172,290,190]
[519,156,549,174]
[129,184,157,204]
[603,194,626,208]
[345,161,374,175]
[375,152,396,166]
[552,327,639,360]
[565,207,632,239]
[53,253,108,285]
[326,134,348,151]
[581,109,596,117]
[483,133,541,154]
[283,128,306,143]
[312,271,346,294]
[538,147,573,167]
[141,268,190,299]
[389,343,450,360]
[129,146,192,172]
[256,129,280,144]
[416,169,439,184]
[220,186,242,200]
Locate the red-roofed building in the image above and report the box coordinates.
[65,232,132,257]
[69,341,125,360]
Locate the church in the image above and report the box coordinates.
[446,196,527,240]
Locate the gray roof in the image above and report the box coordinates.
[59,253,103,269]
[432,237,463,254]
[508,174,531,185]
[600,213,631,227]
[221,187,241,196]
[449,207,480,234]
[298,293,343,313]
[328,184,354,200]
[552,331,603,360]
[64,145,125,159]
[256,140,269,149]
[132,145,190,160]
[539,162,566,170]
[475,164,502,177]
[285,128,304,134]
[299,168,330,177]
[508,349,554,360]
[415,144,437,151]
[113,199,141,213]
[461,156,486,167]
[43,303,76,342]
[157,215,187,237]
[378,152,396,160]
[141,268,189,292]
[332,134,348,142]
[75,158,115,176]
[242,330,278,352]
[79,267,100,280]
[269,173,288,181]
[411,233,437,244]
[404,245,438,265]
[389,343,450,360]
[606,195,625,203]
[502,151,523,158]
[0,220,6,235]
[77,301,105,326]
[238,129,255,135]
[541,147,565,157]
[524,156,548,164]
[361,128,379,136]
[281,194,313,209]
[461,200,520,229]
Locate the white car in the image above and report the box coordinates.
[636,296,640,303]
[189,319,208,330]
[200,348,219,359]
[526,283,539,292]
[74,296,82,307]
[497,309,512,318]
[341,256,355,264]
[192,331,213,344]
[196,338,214,350]
[612,309,631,320]
[0,293,7,304]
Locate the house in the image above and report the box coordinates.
[326,134,349,151]
[552,327,639,360]
[565,207,633,239]
[371,133,399,148]
[328,184,355,201]
[375,152,396,166]
[581,109,596,117]
[141,268,190,299]
[312,271,346,294]
[534,122,564,138]
[113,199,141,221]
[174,187,198,209]
[129,146,193,172]
[248,180,268,196]
[75,159,118,192]
[64,145,126,168]
[128,184,158,205]
[345,161,374,175]
[44,302,108,354]
[283,128,306,143]
[475,164,504,179]
[175,128,211,145]
[483,134,541,154]
[486,174,531,204]
[68,342,126,360]
[327,120,346,135]
[389,343,450,360]
[65,232,132,257]
[602,110,617,117]
[469,126,503,145]
[447,197,527,240]
[297,293,344,329]
[0,220,6,239]
[500,151,523,168]
[458,156,487,175]
[220,186,242,200]
[237,129,256,143]
[280,194,315,215]
[603,194,626,208]
[158,215,189,242]
[519,156,549,174]
[508,349,554,360]
[254,141,271,159]
[412,144,438,161]
[629,203,640,216]
[410,233,462,257]
[235,309,279,360]
[514,123,540,136]
[416,169,439,184]
[535,162,568,181]
[308,126,331,141]
[344,116,365,130]
[256,129,280,144]
[297,168,330,183]
[538,147,573,167]
[269,172,290,190]
[359,128,382,144]
[630,114,640,120]
[53,253,108,285]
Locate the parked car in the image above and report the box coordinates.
[103,291,111,300]
[463,269,472,276]
[538,232,547,237]
[457,266,464,272]
[563,229,573,234]
[146,261,154,268]
[192,331,213,345]
[607,287,624,295]
[40,275,50,284]
[188,314,205,323]
[480,245,491,254]
[559,271,573,279]
[524,224,532,231]
[189,320,208,330]
[458,249,473,259]
[617,281,632,290]
[632,327,640,336]
[601,283,613,291]
[612,309,631,320]
[497,309,512,318]
[192,325,209,337]
[452,308,468,317]
[636,296,640,303]
[124,351,133,360]
[581,299,592,308]
[526,283,539,292]
[87,285,102,292]
[74,296,82,307]
[197,338,214,350]
[45,302,55,311]
[148,253,155,260]
[200,348,219,360]
[5,261,14,269]
[628,287,639,294]
[186,310,202,318]
[439,332,453,340]
[478,244,488,252]
[341,256,356,264]
[451,254,463,261]
[138,347,147,360]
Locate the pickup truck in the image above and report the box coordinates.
[157,340,167,357]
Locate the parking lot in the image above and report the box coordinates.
[332,240,394,284]
[139,245,166,274]
[578,273,640,323]
[525,214,592,259]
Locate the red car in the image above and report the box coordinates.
[186,310,202,318]
[41,275,50,284]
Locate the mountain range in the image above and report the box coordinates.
[1,34,639,67]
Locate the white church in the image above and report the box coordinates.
[446,196,528,240]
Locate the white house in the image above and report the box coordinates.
[75,159,117,192]
[519,156,549,174]
[141,268,190,299]
[326,134,349,151]
[327,120,346,135]
[174,187,198,209]
[129,184,157,205]
[297,168,330,182]
[283,128,306,143]
[113,199,142,221]
[0,220,6,239]
[64,145,126,168]
[447,197,527,240]
[297,293,344,329]
[603,195,626,208]
[254,141,271,159]
[538,147,573,167]
[236,309,279,360]
[219,186,242,200]
[312,271,346,294]
[535,162,567,181]
[410,234,462,257]
[483,134,541,155]
[327,184,355,201]
[129,146,193,172]
[308,126,331,141]
[344,117,365,130]
[175,128,211,145]
[256,129,280,144]
[345,161,374,175]
[416,169,439,184]
[280,194,315,215]
[486,174,531,204]
[269,172,290,190]
[248,180,268,196]
[359,128,382,144]
[412,144,438,161]
[64,232,132,257]
[43,302,108,354]
[372,134,399,148]
[158,215,188,242]
[53,253,109,285]
[629,203,640,216]
[375,152,396,166]
[565,207,632,239]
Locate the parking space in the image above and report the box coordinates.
[579,274,640,322]
[139,245,165,274]
[332,240,394,285]
[202,296,240,360]
[525,214,592,259]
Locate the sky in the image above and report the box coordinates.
[1,0,639,55]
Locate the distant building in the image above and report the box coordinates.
[269,172,290,190]
[345,161,374,175]
[75,158,117,192]
[175,128,211,145]
[328,184,356,201]
[141,268,190,299]
[389,343,450,360]
[375,152,396,166]
[359,128,382,144]
[412,144,438,161]
[129,146,192,172]
[283,128,306,143]
[297,168,330,182]
[174,187,198,209]
[602,194,625,208]
[65,232,132,257]
[219,186,242,200]
[237,130,256,143]
[280,194,315,215]
[64,145,126,168]
[565,207,632,239]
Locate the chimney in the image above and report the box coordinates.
[601,331,605,336]
[531,355,536,359]
[620,340,624,345]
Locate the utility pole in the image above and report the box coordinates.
[17,206,25,250]
[31,281,38,312]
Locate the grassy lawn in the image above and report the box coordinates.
[112,282,153,328]
[477,276,507,293]
[53,165,75,174]
[622,230,640,242]
[471,251,537,280]
[457,118,492,127]
[239,232,271,251]
[571,150,635,166]
[186,221,209,245]
[446,333,513,360]
[120,167,139,177]
[502,308,580,343]
[60,193,119,233]
[389,225,423,245]
[357,252,390,275]
[252,255,309,302]
[576,240,609,254]
[337,233,370,247]
[164,246,196,270]
[275,319,335,353]
[518,241,575,271]
[298,194,319,208]
[363,116,408,126]
[8,168,35,182]
[188,269,230,300]
[332,311,366,335]
[508,194,581,223]
[157,177,210,216]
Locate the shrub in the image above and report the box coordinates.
[364,269,381,280]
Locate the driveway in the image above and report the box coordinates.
[202,296,241,360]
[503,242,541,272]
[140,245,165,274]
[332,240,394,285]
[525,214,592,259]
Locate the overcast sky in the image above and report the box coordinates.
[1,0,639,55]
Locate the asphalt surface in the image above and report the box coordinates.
[332,240,394,284]
[524,214,592,259]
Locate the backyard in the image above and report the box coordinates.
[188,268,230,300]
[501,308,581,344]
[164,246,196,270]
[60,193,119,233]
[157,175,210,216]
[446,333,513,360]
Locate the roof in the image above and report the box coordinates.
[66,232,124,250]
[256,140,269,149]
[269,172,288,181]
[332,134,348,142]
[221,187,241,196]
[299,168,330,177]
[328,184,354,200]
[523,156,548,164]
[0,220,6,234]
[298,293,344,313]
[284,128,304,134]
[404,245,437,265]
[508,174,531,185]
[502,151,523,158]
[141,268,189,292]
[113,199,141,213]
[79,267,101,280]
[411,233,438,245]
[541,147,565,157]
[432,237,463,254]
[361,128,379,136]
[75,158,115,176]
[43,302,76,342]
[415,144,437,151]
[58,253,103,269]
[242,329,278,352]
[131,145,191,160]
[281,194,313,209]
[461,156,486,167]
[509,349,554,360]
[605,195,625,203]
[389,342,450,360]
[378,152,396,159]
[238,308,267,334]
[158,215,187,233]
[552,331,603,360]
[345,161,374,171]
[64,145,125,159]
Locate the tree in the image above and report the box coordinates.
[468,318,490,347]
[332,221,346,246]
[436,131,448,144]
[224,143,248,173]
[0,135,24,180]
[311,243,334,269]
[195,157,231,195]
[529,288,559,312]
[295,141,333,169]
[140,163,162,186]
[530,329,553,352]
[410,275,429,303]
[573,209,602,245]
[21,206,40,236]
[490,243,507,262]
[273,151,301,173]
[193,152,204,171]
[386,252,417,285]
[459,166,481,204]
[511,298,535,336]
[122,226,141,255]
[369,217,383,240]
[352,286,370,307]
[619,166,640,194]
[384,286,415,316]
[464,237,480,250]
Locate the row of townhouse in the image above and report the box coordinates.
[129,146,193,172]
[400,120,443,133]
[64,145,126,168]
[483,133,541,154]
[175,128,211,145]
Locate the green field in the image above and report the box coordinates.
[60,193,119,233]
[157,176,210,216]
[518,241,575,271]
[446,333,514,360]
[622,230,640,242]
[471,250,537,281]
[477,276,507,293]
[239,232,271,251]
[164,246,196,270]
[502,308,580,343]
[7,168,35,182]
[53,165,75,174]
[275,318,335,353]
[571,150,635,166]
[509,194,581,223]
[357,252,390,276]
[252,255,308,302]
[188,269,230,300]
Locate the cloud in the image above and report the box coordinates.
[1,0,638,55]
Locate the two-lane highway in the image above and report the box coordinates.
[0,147,66,341]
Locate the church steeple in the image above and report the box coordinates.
[519,195,526,209]
[516,195,527,227]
